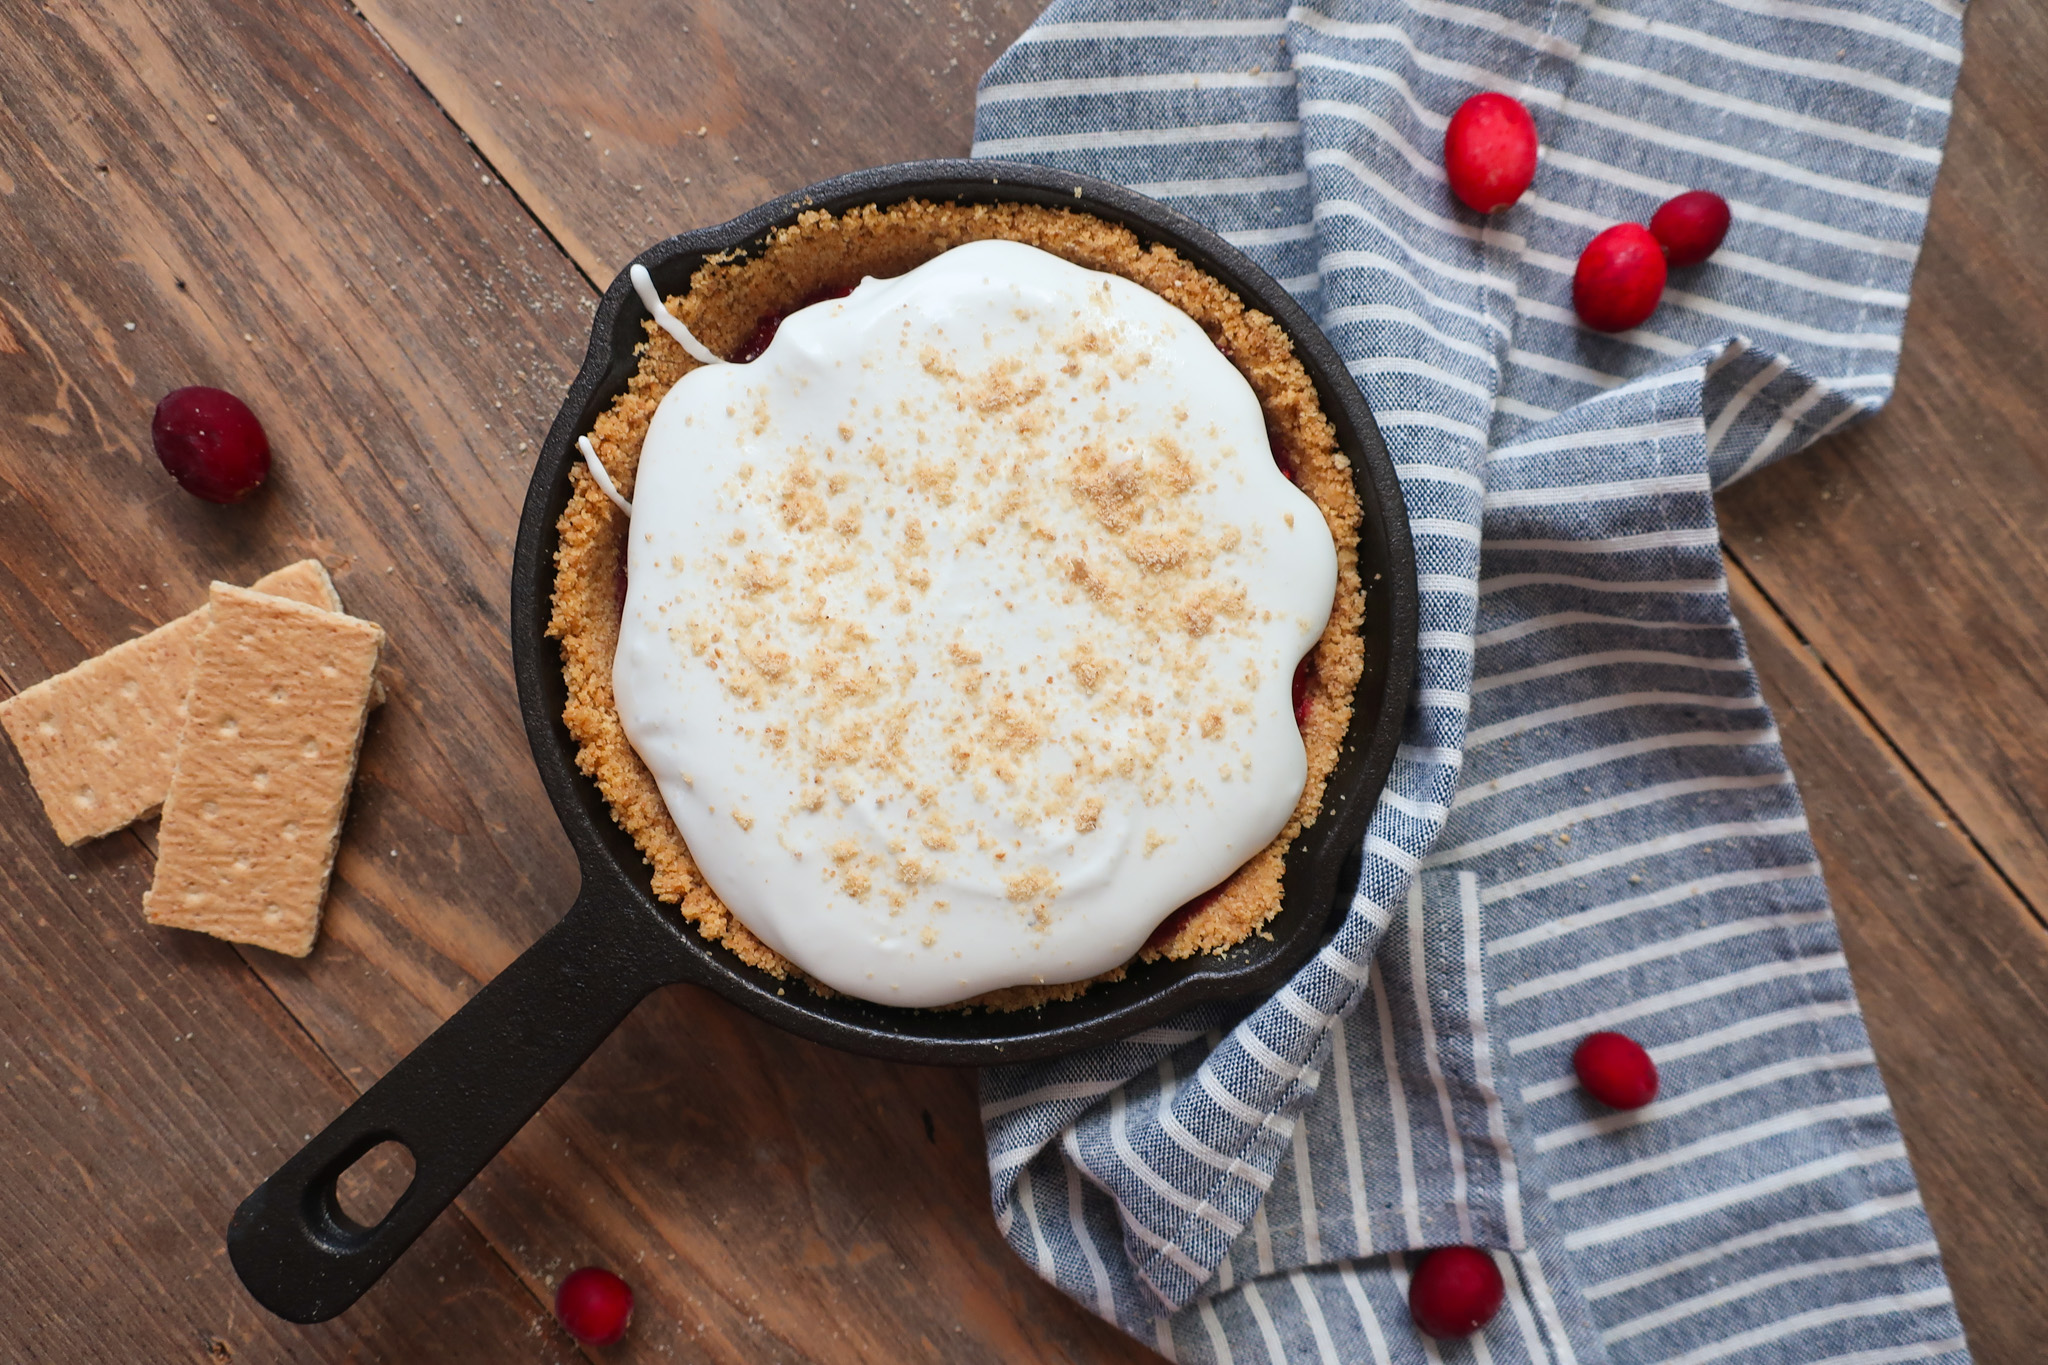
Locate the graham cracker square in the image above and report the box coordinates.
[0,560,349,845]
[142,583,384,956]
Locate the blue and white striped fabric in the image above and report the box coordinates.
[971,3,1973,1361]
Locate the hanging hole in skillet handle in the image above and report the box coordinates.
[227,878,696,1323]
[334,1139,415,1228]
[292,1130,409,1258]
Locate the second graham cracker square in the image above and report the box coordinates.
[0,559,347,845]
[143,583,384,956]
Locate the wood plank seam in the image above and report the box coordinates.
[344,3,607,299]
[1727,543,2048,934]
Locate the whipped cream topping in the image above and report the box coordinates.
[611,239,1337,1006]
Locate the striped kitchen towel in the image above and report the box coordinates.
[972,2,1973,1362]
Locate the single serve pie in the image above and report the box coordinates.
[550,200,1363,1009]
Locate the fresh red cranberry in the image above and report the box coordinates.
[1573,1031,1660,1109]
[555,1266,633,1346]
[1409,1246,1505,1339]
[1573,223,1667,333]
[1649,190,1732,267]
[151,386,271,503]
[1292,657,1315,728]
[733,282,856,362]
[1444,93,1538,214]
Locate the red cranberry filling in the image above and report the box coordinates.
[732,282,856,362]
[1143,885,1224,955]
[1292,657,1315,728]
[1137,653,1318,953]
[1267,420,1298,485]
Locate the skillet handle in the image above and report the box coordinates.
[227,881,690,1322]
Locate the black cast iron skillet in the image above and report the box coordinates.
[226,160,1418,1323]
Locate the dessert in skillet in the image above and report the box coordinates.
[551,201,1364,1008]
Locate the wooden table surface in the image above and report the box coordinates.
[1,0,2041,1360]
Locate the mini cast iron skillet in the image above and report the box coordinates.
[227,160,1418,1323]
